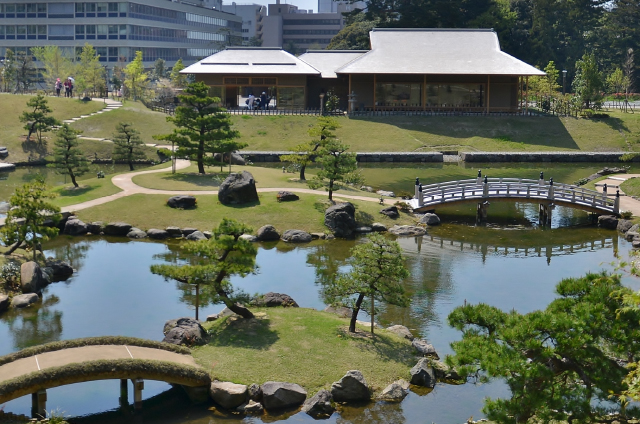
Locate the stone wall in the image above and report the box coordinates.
[461,152,636,162]
[242,151,444,163]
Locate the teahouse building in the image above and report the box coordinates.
[182,28,545,113]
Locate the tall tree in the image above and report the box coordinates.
[327,16,377,50]
[280,116,340,181]
[0,179,60,260]
[447,272,640,424]
[14,50,35,93]
[48,124,90,188]
[124,51,149,101]
[19,94,60,142]
[31,46,74,91]
[112,122,146,171]
[325,233,409,333]
[1,48,16,92]
[153,58,166,80]
[573,52,604,109]
[151,218,258,319]
[308,139,357,200]
[154,81,244,174]
[170,58,187,88]
[75,43,105,98]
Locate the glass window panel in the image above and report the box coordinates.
[48,3,74,14]
[38,25,47,35]
[75,3,84,12]
[96,47,107,56]
[119,2,127,12]
[97,25,108,35]
[108,25,118,35]
[48,25,73,36]
[27,25,37,35]
[6,4,15,13]
[108,3,118,12]
[86,3,96,12]
[37,3,47,13]
[17,25,26,35]
[108,47,117,57]
[0,27,4,36]
[76,25,85,35]
[119,25,127,35]
[277,87,305,109]
[375,83,421,107]
[27,4,37,13]
[16,4,25,13]
[86,25,96,35]
[6,26,15,35]
[97,3,108,12]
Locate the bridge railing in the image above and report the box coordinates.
[412,177,619,213]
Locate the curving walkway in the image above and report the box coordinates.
[594,174,640,216]
[61,159,396,213]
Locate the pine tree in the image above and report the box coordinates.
[151,218,258,319]
[154,81,245,174]
[308,139,357,200]
[19,94,60,142]
[48,124,90,188]
[325,233,409,333]
[280,116,340,181]
[0,179,60,261]
[170,58,187,88]
[112,122,146,171]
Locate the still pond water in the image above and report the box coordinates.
[1,162,639,423]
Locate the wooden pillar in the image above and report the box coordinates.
[486,75,491,114]
[525,76,529,116]
[348,74,352,112]
[119,378,129,409]
[422,74,426,111]
[31,390,47,418]
[132,378,144,412]
[373,74,376,112]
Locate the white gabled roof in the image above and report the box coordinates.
[298,50,368,78]
[336,29,545,76]
[182,47,321,75]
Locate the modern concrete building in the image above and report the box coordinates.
[220,2,265,46]
[0,0,242,67]
[317,0,365,14]
[183,28,545,113]
[261,0,343,51]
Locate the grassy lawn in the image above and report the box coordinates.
[70,100,175,145]
[0,94,105,162]
[193,308,417,394]
[621,177,640,197]
[73,192,415,232]
[49,176,122,208]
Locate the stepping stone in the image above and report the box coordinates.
[62,120,74,123]
[80,115,90,118]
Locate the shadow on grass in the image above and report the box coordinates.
[57,185,94,197]
[595,115,630,133]
[21,138,48,158]
[207,317,279,350]
[355,210,375,224]
[340,328,415,366]
[161,173,224,188]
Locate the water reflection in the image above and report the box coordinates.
[1,292,63,349]
[337,401,405,424]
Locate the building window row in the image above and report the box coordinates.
[127,25,225,43]
[129,3,232,30]
[75,24,127,40]
[283,19,341,25]
[75,2,128,17]
[0,25,47,40]
[285,38,334,44]
[0,3,47,18]
[283,29,339,35]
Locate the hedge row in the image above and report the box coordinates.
[0,336,190,367]
[0,359,211,403]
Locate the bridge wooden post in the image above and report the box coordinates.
[548,178,554,199]
[414,178,420,199]
[476,170,482,185]
[602,183,608,202]
[132,378,144,412]
[539,172,544,186]
[482,175,488,197]
[418,185,424,207]
[119,379,129,410]
[615,190,620,214]
[31,389,46,418]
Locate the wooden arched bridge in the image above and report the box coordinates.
[407,172,620,223]
[0,337,211,417]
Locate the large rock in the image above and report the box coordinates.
[240,234,257,242]
[377,379,410,402]
[218,171,259,205]
[209,381,248,409]
[412,339,438,357]
[167,195,197,209]
[147,229,170,240]
[162,317,208,346]
[431,360,462,381]
[324,203,357,238]
[186,231,207,241]
[0,294,9,313]
[419,213,441,226]
[386,325,414,341]
[127,228,147,239]
[20,261,48,293]
[598,215,618,230]
[410,358,436,388]
[64,218,88,235]
[324,305,351,318]
[103,222,132,236]
[181,228,198,236]
[44,259,74,280]
[276,191,299,202]
[261,381,307,410]
[388,225,426,237]
[11,293,39,308]
[165,227,183,238]
[240,400,263,414]
[330,370,370,402]
[618,219,634,233]
[256,225,280,242]
[252,292,299,307]
[302,389,334,418]
[380,206,399,218]
[214,151,246,165]
[281,229,312,243]
[87,222,104,235]
[371,223,388,232]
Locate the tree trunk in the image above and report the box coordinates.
[328,179,334,200]
[370,293,375,334]
[299,165,306,181]
[4,239,24,256]
[195,283,199,321]
[69,169,79,188]
[349,293,366,333]
[197,137,205,174]
[226,301,254,319]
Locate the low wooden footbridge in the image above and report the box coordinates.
[0,337,211,417]
[407,171,621,223]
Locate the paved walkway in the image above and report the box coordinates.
[0,345,197,385]
[593,174,640,216]
[61,159,397,213]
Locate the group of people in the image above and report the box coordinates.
[246,92,271,110]
[54,78,74,97]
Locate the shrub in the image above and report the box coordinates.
[620,210,633,219]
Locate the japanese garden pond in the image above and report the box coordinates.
[1,162,640,423]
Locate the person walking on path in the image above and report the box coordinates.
[55,78,61,97]
[67,78,74,98]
